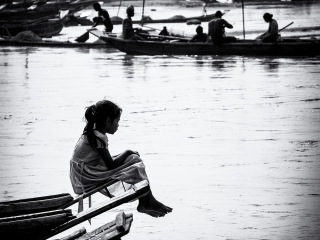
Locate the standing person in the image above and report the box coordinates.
[70,100,172,218]
[122,5,135,39]
[256,12,279,42]
[208,10,236,45]
[189,25,208,42]
[92,2,113,33]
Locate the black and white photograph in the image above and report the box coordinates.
[0,0,320,239]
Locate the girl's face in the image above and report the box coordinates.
[106,117,120,134]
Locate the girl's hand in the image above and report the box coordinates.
[127,150,140,157]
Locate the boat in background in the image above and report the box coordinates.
[0,0,95,21]
[91,30,320,56]
[0,17,64,38]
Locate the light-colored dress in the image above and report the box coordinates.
[70,130,148,196]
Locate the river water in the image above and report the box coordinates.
[0,2,320,240]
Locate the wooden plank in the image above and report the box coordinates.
[0,194,73,217]
[42,180,149,240]
[60,179,118,209]
[0,193,71,204]
[0,209,72,223]
[0,213,75,232]
[58,227,87,240]
[76,213,133,240]
[115,212,126,231]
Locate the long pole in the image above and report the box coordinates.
[242,0,245,39]
[141,0,146,26]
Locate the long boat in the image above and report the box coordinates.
[65,12,217,27]
[0,180,149,240]
[0,38,108,48]
[0,18,64,38]
[0,0,95,21]
[91,30,320,56]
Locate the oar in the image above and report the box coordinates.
[279,21,294,32]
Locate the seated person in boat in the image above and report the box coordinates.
[122,5,139,39]
[92,2,113,33]
[159,26,169,36]
[208,10,236,45]
[256,13,279,42]
[189,25,208,43]
[70,100,172,218]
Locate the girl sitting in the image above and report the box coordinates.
[70,100,172,217]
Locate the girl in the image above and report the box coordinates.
[70,100,172,217]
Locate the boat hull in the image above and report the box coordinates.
[0,18,64,38]
[101,36,320,56]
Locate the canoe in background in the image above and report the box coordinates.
[0,18,64,37]
[95,32,320,56]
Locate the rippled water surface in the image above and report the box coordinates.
[1,3,320,240]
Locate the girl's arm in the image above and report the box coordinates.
[97,148,139,170]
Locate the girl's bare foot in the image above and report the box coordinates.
[137,190,172,217]
[137,204,165,218]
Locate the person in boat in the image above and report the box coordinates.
[159,26,169,36]
[208,10,236,45]
[70,100,172,218]
[122,5,138,39]
[256,13,279,42]
[92,2,113,33]
[189,25,208,43]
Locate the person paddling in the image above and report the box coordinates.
[208,10,236,45]
[92,2,113,33]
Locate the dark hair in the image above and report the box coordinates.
[93,2,101,10]
[83,100,122,149]
[196,25,203,34]
[215,10,222,18]
[263,12,273,21]
[126,5,134,15]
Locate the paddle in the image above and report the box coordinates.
[279,21,294,32]
[75,31,90,43]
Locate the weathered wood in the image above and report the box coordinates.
[42,180,149,240]
[0,213,75,232]
[115,212,126,231]
[0,194,73,217]
[99,34,320,56]
[58,227,87,240]
[0,209,72,223]
[60,179,119,209]
[76,213,133,240]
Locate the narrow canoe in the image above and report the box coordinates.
[0,38,108,48]
[95,33,320,56]
[0,209,75,239]
[0,18,64,38]
[0,193,73,217]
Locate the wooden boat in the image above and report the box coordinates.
[0,18,64,38]
[0,193,73,217]
[91,30,320,56]
[66,12,217,27]
[0,38,108,48]
[0,180,149,240]
[0,193,75,239]
[0,0,95,22]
